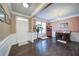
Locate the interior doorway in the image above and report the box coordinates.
[16,16,31,46]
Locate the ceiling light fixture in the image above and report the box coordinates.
[23,3,29,8]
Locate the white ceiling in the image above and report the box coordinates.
[10,3,48,18]
[11,3,40,16]
[36,3,79,22]
[9,3,79,22]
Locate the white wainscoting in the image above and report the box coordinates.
[16,20,37,46]
[18,32,37,46]
[70,32,79,42]
[0,33,17,56]
[0,32,36,56]
[31,32,37,42]
[1,32,79,56]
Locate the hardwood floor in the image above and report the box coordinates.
[9,38,79,56]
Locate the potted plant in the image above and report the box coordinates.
[33,24,43,39]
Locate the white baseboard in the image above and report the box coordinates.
[5,45,11,56]
[0,33,17,56]
[18,41,28,46]
[0,32,37,56]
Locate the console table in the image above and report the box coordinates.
[56,32,71,44]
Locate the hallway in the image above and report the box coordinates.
[0,3,79,56]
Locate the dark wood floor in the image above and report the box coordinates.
[9,38,79,56]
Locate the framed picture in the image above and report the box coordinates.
[0,4,5,22]
[0,4,10,24]
[5,14,10,24]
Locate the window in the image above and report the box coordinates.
[36,21,46,34]
[42,22,46,34]
[16,16,28,21]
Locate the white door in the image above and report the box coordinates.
[16,17,31,46]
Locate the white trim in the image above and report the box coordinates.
[50,14,79,22]
[11,11,30,18]
[0,34,16,48]
[31,4,49,17]
[7,4,12,18]
[0,33,17,56]
[0,32,36,56]
[5,45,11,56]
[16,16,28,21]
[18,41,28,46]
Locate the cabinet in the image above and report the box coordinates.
[46,26,52,37]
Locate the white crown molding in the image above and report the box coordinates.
[7,4,12,17]
[7,4,31,19]
[50,14,79,22]
[11,11,30,18]
[31,4,49,18]
[7,3,49,19]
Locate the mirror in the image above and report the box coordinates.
[0,4,10,24]
[5,14,10,24]
[0,5,5,22]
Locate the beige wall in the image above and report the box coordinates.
[0,21,10,41]
[28,18,33,32]
[28,18,36,32]
[0,4,16,41]
[68,16,79,32]
[10,15,16,33]
[51,16,79,32]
